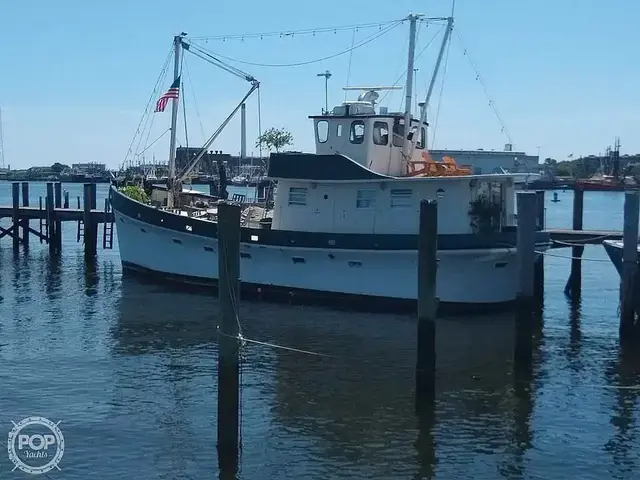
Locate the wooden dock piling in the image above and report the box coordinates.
[83,183,98,258]
[534,191,545,303]
[516,192,537,301]
[53,182,62,253]
[515,191,538,367]
[565,188,584,300]
[46,183,56,254]
[620,191,639,340]
[12,182,20,249]
[21,182,29,248]
[216,201,242,474]
[63,191,69,209]
[416,199,438,411]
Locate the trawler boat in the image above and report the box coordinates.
[110,17,551,309]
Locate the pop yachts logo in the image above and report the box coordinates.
[7,416,64,475]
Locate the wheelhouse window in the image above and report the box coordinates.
[390,188,412,207]
[392,119,405,147]
[349,120,365,144]
[316,120,329,143]
[356,189,376,208]
[372,121,389,146]
[288,187,307,206]
[336,124,343,137]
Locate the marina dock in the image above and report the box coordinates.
[0,181,115,257]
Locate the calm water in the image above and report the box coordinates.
[0,181,638,479]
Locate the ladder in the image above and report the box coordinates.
[39,216,47,244]
[102,221,114,249]
[77,219,84,243]
[39,197,48,244]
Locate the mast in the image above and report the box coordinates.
[402,14,419,159]
[167,35,182,208]
[409,15,453,159]
[0,106,4,168]
[240,103,247,159]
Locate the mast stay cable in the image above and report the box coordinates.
[454,30,514,146]
[123,44,173,170]
[188,21,404,68]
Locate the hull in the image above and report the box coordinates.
[602,240,640,277]
[603,240,640,312]
[576,181,640,192]
[116,210,521,305]
[111,187,551,309]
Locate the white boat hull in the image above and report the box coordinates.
[115,211,523,306]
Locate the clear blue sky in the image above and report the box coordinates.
[1,0,638,169]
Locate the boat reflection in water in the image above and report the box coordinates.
[114,278,538,478]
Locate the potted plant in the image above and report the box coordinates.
[469,194,502,233]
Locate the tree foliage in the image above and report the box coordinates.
[256,127,293,153]
[119,185,149,203]
[50,162,69,174]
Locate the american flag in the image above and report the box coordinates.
[154,77,180,113]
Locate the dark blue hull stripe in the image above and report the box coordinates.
[110,187,551,251]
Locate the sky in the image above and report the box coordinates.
[0,0,638,170]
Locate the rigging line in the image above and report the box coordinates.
[188,18,405,41]
[184,42,255,81]
[535,250,611,262]
[136,57,173,162]
[181,53,189,150]
[454,30,513,145]
[344,28,357,102]
[430,29,452,148]
[184,56,206,143]
[138,128,170,156]
[378,25,444,105]
[124,45,173,167]
[195,21,403,68]
[552,236,618,246]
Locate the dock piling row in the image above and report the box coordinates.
[1,181,114,255]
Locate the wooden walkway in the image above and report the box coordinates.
[0,206,114,223]
[546,228,623,248]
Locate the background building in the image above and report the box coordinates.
[430,145,540,175]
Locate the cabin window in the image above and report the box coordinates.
[390,188,413,207]
[288,187,307,206]
[372,121,389,146]
[316,120,329,143]
[356,189,376,208]
[336,124,343,137]
[392,119,404,147]
[349,120,365,144]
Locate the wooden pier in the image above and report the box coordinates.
[0,181,115,257]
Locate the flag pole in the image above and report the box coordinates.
[167,35,182,209]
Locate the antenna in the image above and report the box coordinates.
[0,107,4,168]
[317,70,332,113]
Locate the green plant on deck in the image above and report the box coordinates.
[469,194,502,233]
[118,185,149,204]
